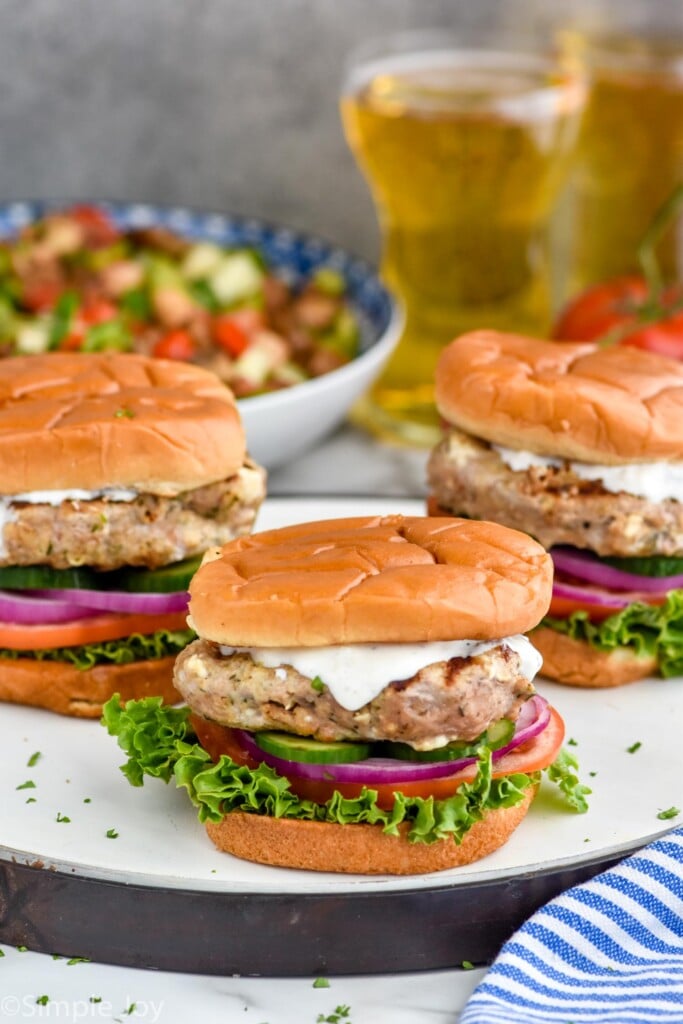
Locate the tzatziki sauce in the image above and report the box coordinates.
[219,633,542,712]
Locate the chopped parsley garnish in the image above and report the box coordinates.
[67,956,91,965]
[16,780,35,790]
[461,960,474,970]
[55,812,71,823]
[27,751,42,767]
[657,806,680,820]
[317,1008,351,1024]
[313,977,331,988]
[311,676,326,693]
[106,828,119,839]
[36,996,49,1006]
[627,741,642,754]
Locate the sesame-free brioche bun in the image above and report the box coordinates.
[205,790,535,874]
[435,331,683,465]
[0,656,179,718]
[531,626,657,688]
[188,515,553,646]
[0,352,247,496]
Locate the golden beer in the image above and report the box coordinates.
[341,45,585,443]
[568,33,683,290]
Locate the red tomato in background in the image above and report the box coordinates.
[553,276,683,359]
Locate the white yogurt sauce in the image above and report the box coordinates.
[0,487,138,558]
[219,633,542,712]
[494,444,683,503]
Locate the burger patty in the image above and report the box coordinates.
[428,430,683,558]
[175,638,535,750]
[0,459,266,571]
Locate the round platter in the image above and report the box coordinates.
[1,498,680,975]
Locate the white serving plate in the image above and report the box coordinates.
[2,498,680,896]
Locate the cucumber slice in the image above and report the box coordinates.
[112,556,203,593]
[254,731,371,764]
[602,554,683,578]
[0,556,202,593]
[380,718,515,763]
[0,564,101,590]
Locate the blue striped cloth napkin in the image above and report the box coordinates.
[461,827,683,1023]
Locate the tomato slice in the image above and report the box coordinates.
[0,610,189,650]
[548,591,666,622]
[190,707,565,810]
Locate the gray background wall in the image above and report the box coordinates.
[0,0,679,262]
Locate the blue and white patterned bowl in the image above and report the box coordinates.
[0,201,402,469]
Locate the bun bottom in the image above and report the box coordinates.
[0,656,180,718]
[532,626,657,688]
[205,791,535,875]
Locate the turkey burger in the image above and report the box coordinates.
[428,330,683,688]
[0,352,265,716]
[104,515,587,875]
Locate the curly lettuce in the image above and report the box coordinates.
[101,696,589,846]
[541,589,683,677]
[0,628,196,671]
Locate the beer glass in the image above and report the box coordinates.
[567,31,683,292]
[340,34,586,444]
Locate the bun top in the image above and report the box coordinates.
[435,331,683,464]
[0,353,248,495]
[188,515,552,646]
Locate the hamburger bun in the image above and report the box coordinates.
[188,515,553,646]
[531,626,658,689]
[0,656,179,718]
[205,790,536,874]
[0,352,246,495]
[435,330,683,465]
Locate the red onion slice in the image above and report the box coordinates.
[0,589,103,625]
[552,578,646,610]
[233,695,550,785]
[32,588,189,616]
[551,546,683,594]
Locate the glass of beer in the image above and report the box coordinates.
[566,31,683,292]
[340,33,586,444]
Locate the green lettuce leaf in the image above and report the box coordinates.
[0,628,195,671]
[544,748,591,813]
[541,588,683,677]
[102,696,588,846]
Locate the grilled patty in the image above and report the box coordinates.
[428,429,683,558]
[0,459,266,571]
[175,638,535,750]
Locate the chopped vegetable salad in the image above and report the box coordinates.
[0,204,360,397]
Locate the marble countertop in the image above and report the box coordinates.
[0,945,485,1023]
[0,426,492,1024]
